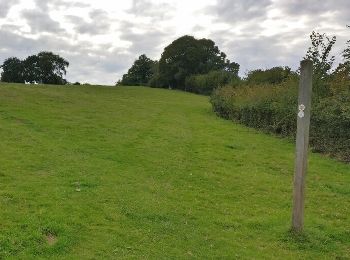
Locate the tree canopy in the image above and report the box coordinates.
[117,35,240,94]
[120,54,156,86]
[0,57,24,83]
[245,67,294,85]
[304,31,336,96]
[343,26,350,63]
[158,35,237,89]
[1,51,69,85]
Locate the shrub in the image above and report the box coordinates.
[185,70,238,95]
[245,67,295,85]
[310,90,350,160]
[147,72,168,88]
[210,77,350,162]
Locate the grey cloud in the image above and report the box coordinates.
[269,0,350,37]
[22,9,64,33]
[205,0,349,76]
[208,29,308,76]
[207,0,272,23]
[0,0,19,17]
[64,50,131,84]
[121,0,176,54]
[128,0,175,20]
[276,0,350,16]
[22,0,88,35]
[121,30,169,57]
[65,9,111,35]
[118,17,176,62]
[0,27,82,60]
[0,29,41,56]
[33,0,89,12]
[0,24,21,32]
[26,0,92,34]
[117,20,175,76]
[192,25,206,32]
[274,0,350,30]
[211,27,348,77]
[2,0,349,85]
[0,26,134,85]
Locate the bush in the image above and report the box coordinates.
[210,77,350,162]
[184,70,238,95]
[310,91,350,159]
[245,67,295,85]
[147,72,168,88]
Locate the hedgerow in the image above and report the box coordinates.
[210,76,350,162]
[184,71,236,95]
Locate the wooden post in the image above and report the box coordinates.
[292,59,313,233]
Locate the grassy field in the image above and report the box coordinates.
[0,83,349,259]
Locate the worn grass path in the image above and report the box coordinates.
[0,83,349,259]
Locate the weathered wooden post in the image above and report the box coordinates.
[292,59,313,233]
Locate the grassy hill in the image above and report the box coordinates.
[0,83,349,259]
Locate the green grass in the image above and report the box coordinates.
[0,83,349,259]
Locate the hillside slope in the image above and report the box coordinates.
[0,83,349,259]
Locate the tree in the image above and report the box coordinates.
[225,61,240,76]
[147,61,169,88]
[1,52,69,85]
[342,25,350,63]
[23,54,41,83]
[304,31,336,96]
[185,70,235,95]
[158,35,236,89]
[121,54,156,86]
[305,31,336,79]
[0,57,24,83]
[246,66,294,85]
[330,25,350,94]
[38,51,69,84]
[26,52,69,84]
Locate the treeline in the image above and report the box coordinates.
[118,35,300,95]
[211,29,350,162]
[118,35,240,95]
[119,29,350,161]
[0,51,69,85]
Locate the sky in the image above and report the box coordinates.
[0,0,349,85]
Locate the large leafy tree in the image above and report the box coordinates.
[24,52,69,84]
[121,54,156,86]
[1,51,69,85]
[38,51,69,84]
[158,35,235,89]
[0,57,25,83]
[23,54,41,83]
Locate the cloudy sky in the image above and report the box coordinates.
[0,0,349,85]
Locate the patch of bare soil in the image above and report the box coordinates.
[45,233,57,246]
